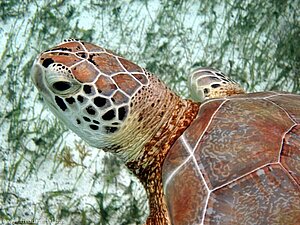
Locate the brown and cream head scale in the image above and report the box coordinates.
[31,39,152,156]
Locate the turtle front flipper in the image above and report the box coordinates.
[188,67,245,103]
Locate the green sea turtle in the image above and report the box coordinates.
[31,40,300,225]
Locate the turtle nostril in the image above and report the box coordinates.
[52,81,72,92]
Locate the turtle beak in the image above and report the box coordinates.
[31,57,45,92]
[31,57,59,111]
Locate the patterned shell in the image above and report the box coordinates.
[162,92,300,224]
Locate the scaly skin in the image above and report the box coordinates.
[125,82,199,224]
[31,39,199,224]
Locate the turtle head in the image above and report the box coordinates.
[31,39,153,157]
[188,67,245,102]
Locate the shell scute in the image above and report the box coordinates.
[228,91,276,99]
[164,93,300,224]
[184,99,225,149]
[195,98,294,189]
[281,124,300,185]
[162,136,191,184]
[205,165,300,224]
[268,94,300,123]
[164,159,208,225]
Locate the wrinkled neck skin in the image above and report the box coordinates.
[107,75,200,224]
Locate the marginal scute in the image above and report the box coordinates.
[164,159,208,225]
[162,136,191,185]
[268,94,300,123]
[228,91,275,99]
[113,73,140,96]
[281,124,300,185]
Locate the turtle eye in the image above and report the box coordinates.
[48,79,80,96]
[52,81,72,92]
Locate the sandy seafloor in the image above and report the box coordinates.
[0,0,299,224]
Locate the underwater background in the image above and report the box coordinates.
[0,0,299,224]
